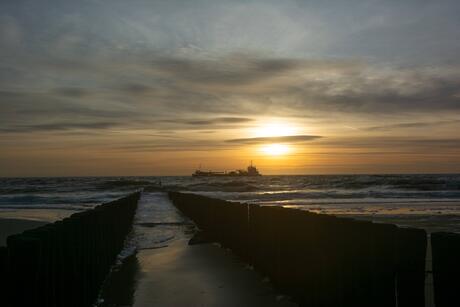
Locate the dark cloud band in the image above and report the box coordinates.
[226,135,322,144]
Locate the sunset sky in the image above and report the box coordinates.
[1,0,460,176]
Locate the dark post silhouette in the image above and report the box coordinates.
[3,192,140,307]
[431,232,460,307]
[168,192,429,307]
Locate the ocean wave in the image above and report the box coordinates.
[2,175,460,211]
[297,175,460,191]
[257,190,460,200]
[173,174,460,193]
[95,179,154,189]
[0,195,56,204]
[0,187,54,194]
[183,180,259,192]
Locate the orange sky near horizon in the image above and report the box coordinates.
[2,117,460,177]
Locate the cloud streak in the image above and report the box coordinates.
[157,117,253,126]
[365,120,460,131]
[226,135,322,144]
[0,121,119,133]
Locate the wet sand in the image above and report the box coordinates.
[0,209,75,222]
[102,238,296,307]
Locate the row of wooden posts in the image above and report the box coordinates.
[0,192,140,307]
[169,191,459,307]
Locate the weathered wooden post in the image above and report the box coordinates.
[431,232,460,307]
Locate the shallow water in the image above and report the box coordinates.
[132,192,191,250]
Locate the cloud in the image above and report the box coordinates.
[117,83,152,95]
[152,117,254,130]
[2,53,460,138]
[0,121,119,133]
[184,117,253,125]
[150,56,308,86]
[1,0,460,176]
[53,87,89,98]
[319,137,460,151]
[0,15,22,49]
[129,56,460,116]
[1,0,460,137]
[110,141,229,152]
[109,133,322,152]
[226,135,322,144]
[0,90,136,129]
[365,120,460,131]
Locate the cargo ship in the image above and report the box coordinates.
[192,162,261,177]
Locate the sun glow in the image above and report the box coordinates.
[253,122,298,138]
[250,120,299,157]
[261,143,290,156]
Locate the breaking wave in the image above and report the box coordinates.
[1,174,460,211]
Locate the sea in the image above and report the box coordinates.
[1,174,460,233]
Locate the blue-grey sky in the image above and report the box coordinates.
[1,0,460,175]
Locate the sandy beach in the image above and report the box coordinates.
[0,218,46,246]
[0,209,76,246]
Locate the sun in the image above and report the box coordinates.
[261,143,290,156]
[250,120,298,157]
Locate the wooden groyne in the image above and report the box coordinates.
[431,232,460,307]
[0,192,140,307]
[169,192,429,307]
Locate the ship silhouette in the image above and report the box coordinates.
[192,161,261,177]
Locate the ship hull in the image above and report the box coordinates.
[192,173,261,177]
[192,163,261,177]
